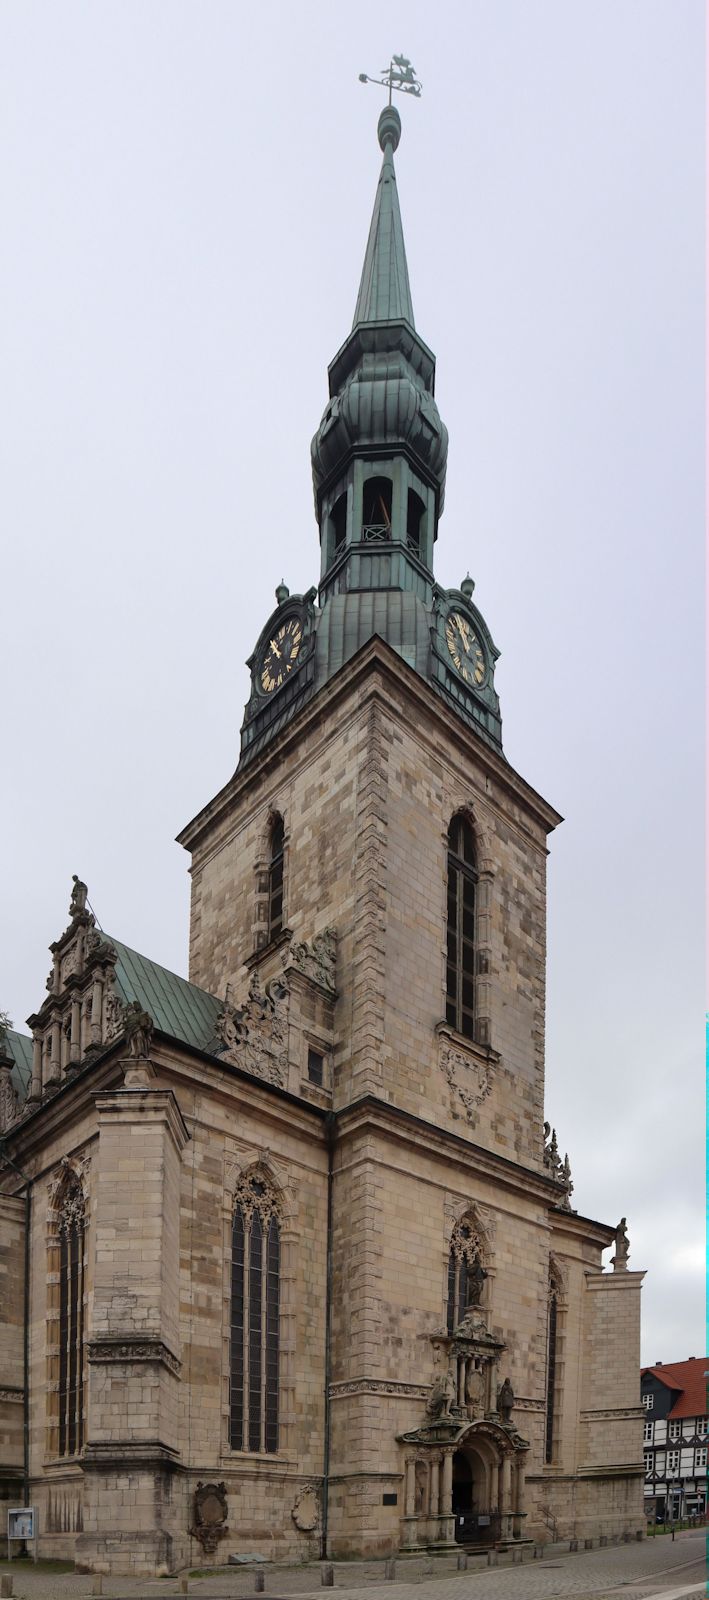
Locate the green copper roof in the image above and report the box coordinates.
[352,107,414,328]
[6,1028,32,1097]
[108,937,222,1054]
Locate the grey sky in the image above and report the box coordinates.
[1,1,703,1366]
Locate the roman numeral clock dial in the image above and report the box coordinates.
[260,617,303,694]
[445,611,485,686]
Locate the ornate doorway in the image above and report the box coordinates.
[452,1446,499,1546]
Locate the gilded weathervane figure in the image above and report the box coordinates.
[359,54,422,106]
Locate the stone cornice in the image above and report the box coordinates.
[177,636,562,859]
[332,1093,614,1235]
[94,1087,190,1152]
[87,1338,181,1376]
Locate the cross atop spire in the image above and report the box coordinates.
[352,106,415,329]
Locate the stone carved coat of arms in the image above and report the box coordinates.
[216,972,289,1088]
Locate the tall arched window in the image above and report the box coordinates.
[55,1172,87,1457]
[446,814,477,1039]
[447,1215,488,1333]
[230,1173,281,1454]
[545,1268,562,1463]
[268,815,285,940]
[361,476,392,541]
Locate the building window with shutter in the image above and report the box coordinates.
[229,1173,281,1454]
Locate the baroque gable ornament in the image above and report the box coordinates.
[440,1040,495,1123]
[216,971,289,1088]
[282,928,337,995]
[189,1482,228,1554]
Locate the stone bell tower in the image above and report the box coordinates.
[178,98,644,1559]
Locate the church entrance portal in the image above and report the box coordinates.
[452,1448,499,1546]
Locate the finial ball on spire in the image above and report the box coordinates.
[378,105,401,153]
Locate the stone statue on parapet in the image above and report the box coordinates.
[124,1000,153,1060]
[70,875,88,920]
[612,1217,629,1271]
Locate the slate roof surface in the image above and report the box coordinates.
[641,1358,709,1419]
[106,936,223,1055]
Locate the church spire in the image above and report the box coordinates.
[352,107,415,329]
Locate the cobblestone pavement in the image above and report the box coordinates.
[0,1532,705,1600]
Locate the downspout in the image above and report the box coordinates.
[320,1112,335,1560]
[0,1145,32,1509]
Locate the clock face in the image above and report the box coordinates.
[445,611,485,686]
[260,616,303,693]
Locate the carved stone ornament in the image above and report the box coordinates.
[69,874,89,921]
[189,1482,228,1554]
[88,1339,181,1375]
[291,1484,320,1534]
[0,1061,19,1133]
[612,1216,630,1271]
[104,981,126,1043]
[48,1150,91,1213]
[216,972,289,1088]
[283,928,337,995]
[440,1041,494,1122]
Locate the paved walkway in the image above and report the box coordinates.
[0,1531,705,1600]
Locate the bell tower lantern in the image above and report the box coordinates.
[311,106,449,609]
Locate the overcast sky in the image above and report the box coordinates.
[1,1,703,1367]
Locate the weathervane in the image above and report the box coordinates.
[359,54,422,107]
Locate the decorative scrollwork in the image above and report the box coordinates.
[216,972,289,1087]
[440,1041,494,1122]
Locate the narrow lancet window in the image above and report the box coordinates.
[57,1173,86,1457]
[230,1175,281,1454]
[446,814,477,1039]
[545,1274,560,1463]
[268,815,285,940]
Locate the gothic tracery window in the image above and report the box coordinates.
[267,815,285,940]
[230,1173,281,1454]
[447,1216,488,1332]
[446,814,477,1039]
[50,1169,87,1458]
[545,1265,563,1464]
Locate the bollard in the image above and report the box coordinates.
[254,1571,265,1593]
[321,1564,334,1587]
[599,1536,607,1547]
[635,1529,643,1542]
[384,1557,396,1580]
[569,1538,578,1552]
[92,1581,103,1597]
[584,1538,593,1550]
[0,1578,13,1599]
[457,1552,467,1571]
[180,1580,188,1596]
[486,1550,497,1567]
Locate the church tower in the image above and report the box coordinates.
[178,105,645,1557]
[0,97,644,1574]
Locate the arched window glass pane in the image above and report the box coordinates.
[446,816,477,1039]
[268,816,285,940]
[545,1285,558,1463]
[230,1180,281,1455]
[57,1177,85,1458]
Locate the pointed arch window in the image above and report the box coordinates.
[268,815,285,940]
[545,1265,563,1464]
[446,814,477,1040]
[54,1172,87,1457]
[447,1217,488,1333]
[230,1174,281,1454]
